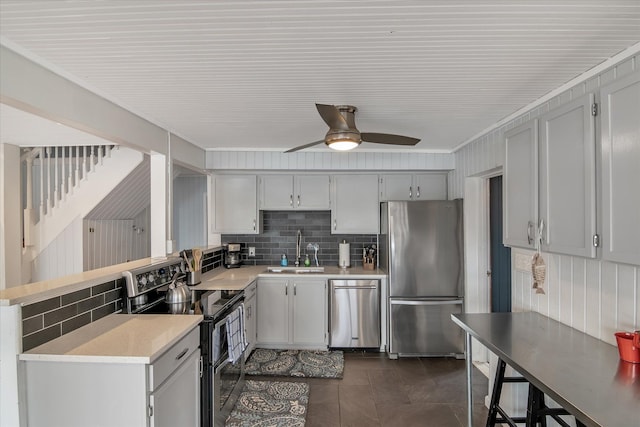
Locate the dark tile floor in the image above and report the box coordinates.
[251,351,489,427]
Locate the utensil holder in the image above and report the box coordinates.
[187,270,201,286]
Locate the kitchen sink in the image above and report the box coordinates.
[266,266,325,274]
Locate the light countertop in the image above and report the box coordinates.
[19,314,202,364]
[192,265,387,292]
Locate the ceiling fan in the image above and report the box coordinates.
[285,104,420,153]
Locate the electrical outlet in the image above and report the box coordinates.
[248,247,256,257]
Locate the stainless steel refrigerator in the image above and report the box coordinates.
[380,200,465,358]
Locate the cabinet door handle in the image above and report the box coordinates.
[290,194,293,206]
[285,285,288,296]
[409,186,412,199]
[334,219,337,230]
[297,195,300,206]
[416,186,420,198]
[294,283,297,296]
[253,219,256,231]
[527,221,534,245]
[175,348,189,361]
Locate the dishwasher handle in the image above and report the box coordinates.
[332,286,378,290]
[390,299,463,306]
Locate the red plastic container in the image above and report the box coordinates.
[614,332,640,364]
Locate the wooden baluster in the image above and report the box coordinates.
[74,146,80,187]
[53,147,60,208]
[106,145,112,158]
[90,146,96,173]
[46,147,52,214]
[39,149,44,218]
[61,146,66,202]
[98,144,104,165]
[68,146,73,196]
[82,146,87,181]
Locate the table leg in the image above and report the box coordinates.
[465,331,473,427]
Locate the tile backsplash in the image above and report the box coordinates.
[21,280,123,351]
[222,211,377,267]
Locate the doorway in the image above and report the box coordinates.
[489,176,511,312]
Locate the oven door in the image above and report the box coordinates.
[212,348,244,427]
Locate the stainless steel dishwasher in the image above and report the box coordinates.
[329,279,380,348]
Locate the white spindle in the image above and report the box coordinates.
[39,150,44,218]
[82,146,87,181]
[67,146,73,196]
[106,145,112,158]
[90,146,96,172]
[73,146,80,188]
[61,147,66,202]
[53,147,59,208]
[46,147,52,214]
[98,145,104,165]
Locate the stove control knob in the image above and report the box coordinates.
[139,276,148,286]
[158,268,166,275]
[148,273,155,283]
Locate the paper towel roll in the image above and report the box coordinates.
[339,241,350,268]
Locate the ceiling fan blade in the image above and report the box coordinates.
[285,140,325,153]
[316,104,350,131]
[361,132,420,146]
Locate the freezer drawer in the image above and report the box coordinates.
[329,280,380,348]
[389,298,464,357]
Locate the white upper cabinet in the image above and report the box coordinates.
[503,120,538,249]
[600,71,640,266]
[259,174,330,210]
[379,173,447,201]
[210,175,261,234]
[331,174,380,234]
[539,93,596,258]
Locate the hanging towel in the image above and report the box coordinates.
[226,304,247,364]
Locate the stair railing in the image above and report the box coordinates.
[21,145,115,246]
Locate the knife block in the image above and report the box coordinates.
[363,257,376,270]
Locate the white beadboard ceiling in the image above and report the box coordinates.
[1,1,639,153]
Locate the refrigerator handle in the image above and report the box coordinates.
[390,299,463,306]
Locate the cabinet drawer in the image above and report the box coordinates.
[150,327,200,391]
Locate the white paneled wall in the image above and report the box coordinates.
[31,217,83,283]
[451,53,640,346]
[83,208,150,271]
[207,150,454,171]
[173,176,207,251]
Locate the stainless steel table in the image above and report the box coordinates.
[452,312,639,427]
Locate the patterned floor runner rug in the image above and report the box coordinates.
[245,349,344,378]
[226,380,309,427]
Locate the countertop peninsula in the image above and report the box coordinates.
[19,314,202,364]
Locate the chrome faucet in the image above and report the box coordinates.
[295,229,302,267]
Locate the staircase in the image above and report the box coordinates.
[21,145,144,280]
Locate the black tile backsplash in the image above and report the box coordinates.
[202,248,223,273]
[21,279,123,351]
[223,211,377,267]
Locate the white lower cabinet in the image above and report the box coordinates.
[244,281,258,361]
[256,277,327,349]
[21,326,201,427]
[150,348,201,427]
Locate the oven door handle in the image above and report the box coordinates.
[214,355,231,374]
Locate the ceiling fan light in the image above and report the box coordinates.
[326,139,360,151]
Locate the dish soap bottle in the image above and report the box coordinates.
[304,254,311,267]
[280,254,288,266]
